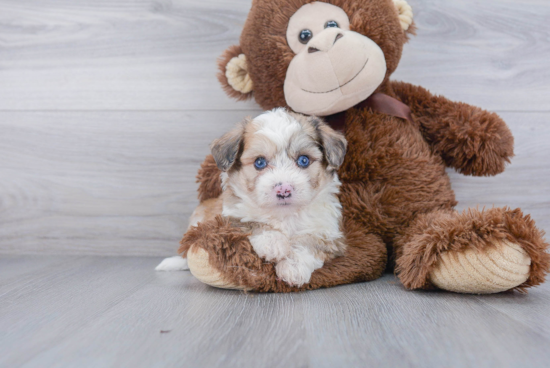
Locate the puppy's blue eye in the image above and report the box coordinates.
[297,155,310,168]
[325,20,339,29]
[254,157,267,170]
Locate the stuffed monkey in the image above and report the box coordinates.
[179,0,549,293]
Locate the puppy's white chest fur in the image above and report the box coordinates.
[223,174,345,287]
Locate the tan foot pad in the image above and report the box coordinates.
[429,240,531,294]
[187,246,248,291]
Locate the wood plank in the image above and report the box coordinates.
[396,0,550,112]
[0,0,258,111]
[18,258,308,368]
[0,0,548,111]
[0,255,66,283]
[301,275,550,368]
[0,257,547,368]
[475,281,550,342]
[0,256,158,367]
[0,110,257,256]
[0,256,78,297]
[0,111,547,256]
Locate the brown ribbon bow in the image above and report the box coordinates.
[324,93,416,132]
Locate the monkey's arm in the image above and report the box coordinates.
[391,81,514,176]
[196,155,223,202]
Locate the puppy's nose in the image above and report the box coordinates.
[275,183,293,200]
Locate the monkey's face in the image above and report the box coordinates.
[218,0,414,116]
[284,2,387,116]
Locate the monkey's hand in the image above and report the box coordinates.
[392,81,514,176]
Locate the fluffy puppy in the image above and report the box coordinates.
[205,108,347,286]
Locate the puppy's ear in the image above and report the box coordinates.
[217,45,254,101]
[311,118,347,168]
[210,121,246,171]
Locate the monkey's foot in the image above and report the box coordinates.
[429,240,531,294]
[187,246,247,290]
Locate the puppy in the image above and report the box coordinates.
[202,108,347,286]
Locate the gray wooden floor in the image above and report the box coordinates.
[1,0,550,367]
[1,256,550,368]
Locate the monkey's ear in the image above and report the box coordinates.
[393,0,415,33]
[217,45,254,101]
[210,121,246,171]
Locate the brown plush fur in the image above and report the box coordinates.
[186,0,549,292]
[391,81,515,176]
[179,216,387,292]
[394,207,550,292]
[196,155,223,203]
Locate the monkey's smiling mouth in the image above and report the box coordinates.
[301,58,369,94]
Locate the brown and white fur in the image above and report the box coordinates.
[160,109,348,286]
[218,109,347,286]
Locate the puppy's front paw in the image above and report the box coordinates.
[275,258,314,287]
[249,231,290,262]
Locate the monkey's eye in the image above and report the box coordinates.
[324,20,339,29]
[299,29,313,44]
[296,155,310,168]
[254,157,267,170]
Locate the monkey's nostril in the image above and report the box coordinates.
[334,33,343,44]
[308,47,320,54]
